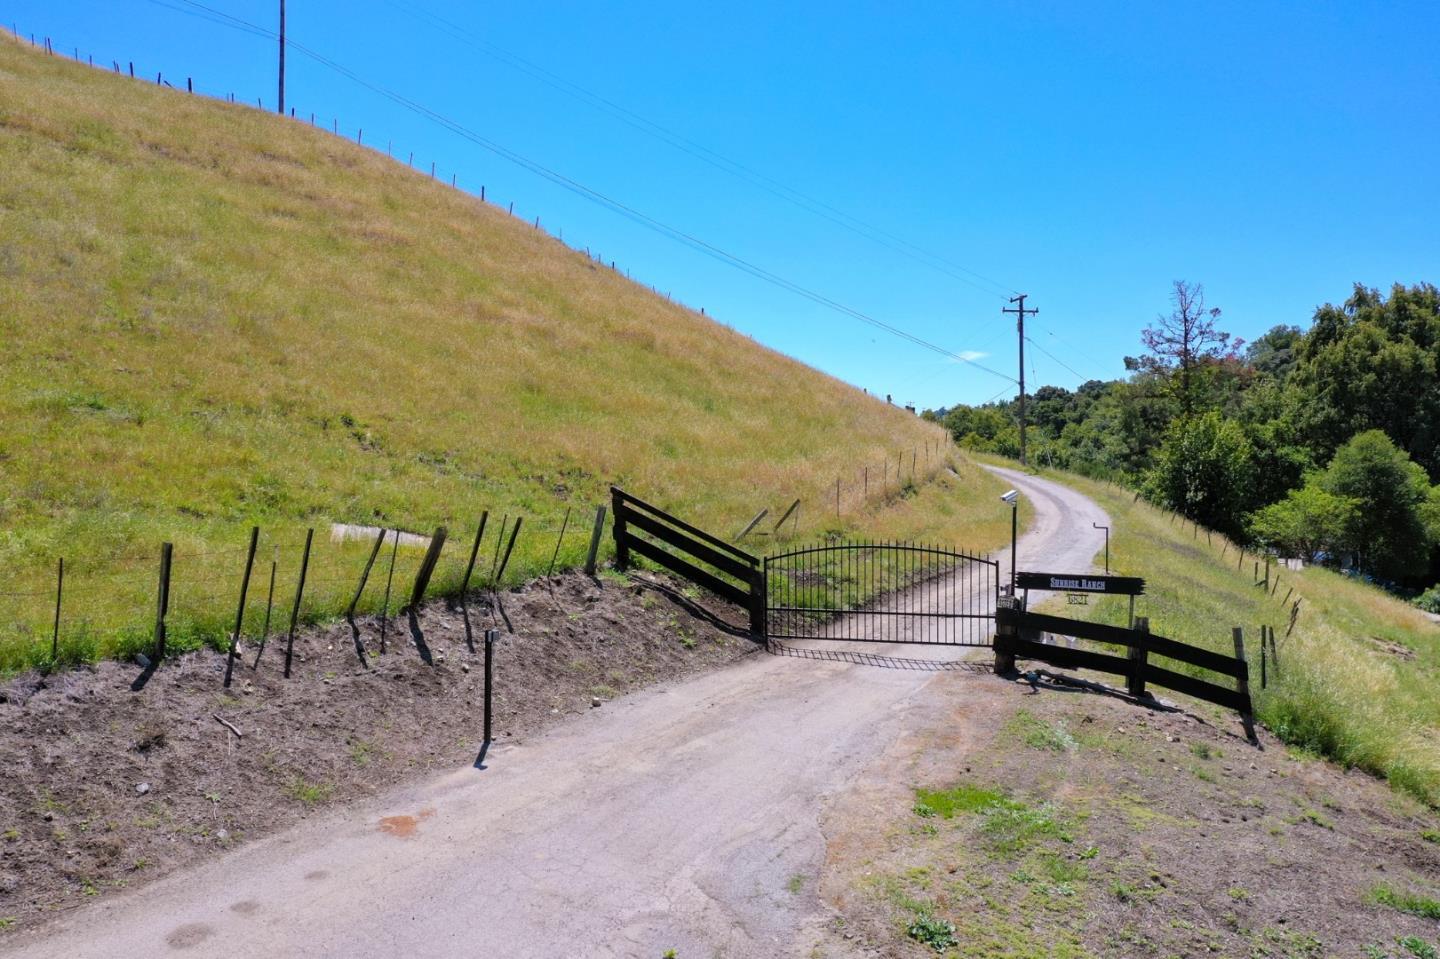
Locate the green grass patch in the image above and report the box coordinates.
[913,784,1008,820]
[1370,885,1440,920]
[1005,709,1079,752]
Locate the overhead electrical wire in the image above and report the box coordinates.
[1024,335,1089,383]
[144,0,1019,385]
[380,0,1021,302]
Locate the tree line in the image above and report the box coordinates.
[925,281,1440,601]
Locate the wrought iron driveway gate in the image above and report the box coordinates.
[764,542,999,646]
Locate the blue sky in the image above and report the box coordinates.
[10,1,1439,408]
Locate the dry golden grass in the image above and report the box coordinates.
[0,37,1013,668]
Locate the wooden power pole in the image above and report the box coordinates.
[1003,293,1038,465]
[277,0,286,115]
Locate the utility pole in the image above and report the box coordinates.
[1003,293,1038,465]
[277,0,286,115]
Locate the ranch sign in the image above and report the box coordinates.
[1016,572,1146,596]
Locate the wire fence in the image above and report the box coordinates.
[0,431,956,675]
[5,25,720,319]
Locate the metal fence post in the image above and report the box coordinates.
[223,527,260,688]
[283,529,313,678]
[154,543,173,661]
[483,628,496,744]
[51,557,64,663]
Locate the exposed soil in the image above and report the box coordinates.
[0,570,757,927]
[816,672,1440,959]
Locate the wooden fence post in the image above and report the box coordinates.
[409,526,449,607]
[749,565,767,639]
[223,527,260,688]
[153,543,173,661]
[1233,626,1255,736]
[283,529,313,678]
[611,489,630,570]
[1128,617,1150,698]
[1269,625,1280,679]
[735,508,769,542]
[584,506,606,575]
[772,499,800,536]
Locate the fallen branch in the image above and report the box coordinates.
[212,714,243,738]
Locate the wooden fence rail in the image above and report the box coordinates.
[611,487,765,636]
[995,607,1252,718]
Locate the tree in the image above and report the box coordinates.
[1135,281,1242,416]
[1145,411,1254,537]
[1290,283,1440,477]
[1248,484,1357,563]
[1317,430,1433,580]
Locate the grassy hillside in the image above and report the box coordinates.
[0,36,1013,669]
[1021,464,1440,807]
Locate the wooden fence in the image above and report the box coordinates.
[994,607,1252,718]
[611,487,765,636]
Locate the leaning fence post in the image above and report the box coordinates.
[283,529,313,678]
[772,499,800,537]
[1128,617,1149,698]
[546,508,572,579]
[51,557,64,663]
[222,527,260,688]
[462,513,489,596]
[1269,625,1280,679]
[409,527,449,608]
[153,543,173,662]
[348,529,386,618]
[735,508,768,542]
[584,506,606,575]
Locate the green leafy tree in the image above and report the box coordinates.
[1291,283,1440,477]
[1248,484,1357,562]
[1317,430,1433,579]
[1145,411,1254,537]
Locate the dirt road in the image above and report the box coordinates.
[4,467,1107,959]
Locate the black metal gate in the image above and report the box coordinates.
[764,542,999,646]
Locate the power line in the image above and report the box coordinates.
[1024,335,1089,383]
[379,0,1021,302]
[146,0,1020,385]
